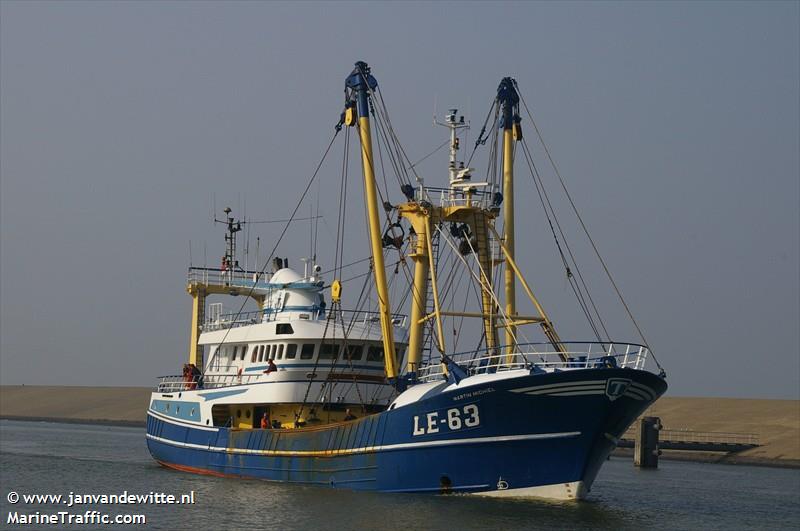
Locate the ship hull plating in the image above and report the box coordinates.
[146,368,666,500]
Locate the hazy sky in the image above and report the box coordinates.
[1,1,797,399]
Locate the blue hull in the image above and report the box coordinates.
[146,368,666,497]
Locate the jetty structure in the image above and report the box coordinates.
[143,61,668,499]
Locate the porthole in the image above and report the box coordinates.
[245,410,251,419]
[205,419,210,425]
[237,409,242,418]
[190,408,196,416]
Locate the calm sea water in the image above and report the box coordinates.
[1,420,798,530]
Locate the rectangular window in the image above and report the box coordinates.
[277,344,284,360]
[241,345,248,361]
[276,323,294,335]
[300,343,315,360]
[270,344,277,358]
[319,343,340,360]
[285,344,297,359]
[251,346,257,363]
[344,344,363,361]
[231,346,238,360]
[367,344,384,362]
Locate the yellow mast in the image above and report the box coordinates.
[345,62,398,380]
[498,78,520,362]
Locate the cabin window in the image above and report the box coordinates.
[269,344,276,359]
[286,344,297,359]
[241,346,248,361]
[319,344,339,360]
[250,346,257,363]
[277,344,284,360]
[367,344,385,362]
[231,346,238,360]
[259,345,265,362]
[345,344,363,361]
[276,323,294,335]
[300,343,315,360]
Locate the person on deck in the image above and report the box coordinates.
[260,412,269,430]
[263,358,278,375]
[344,408,357,421]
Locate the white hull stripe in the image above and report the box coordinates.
[630,383,657,400]
[624,388,648,400]
[510,380,659,402]
[146,430,581,457]
[510,381,604,394]
[148,409,218,432]
[524,384,605,395]
[546,390,606,397]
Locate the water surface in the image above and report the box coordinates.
[1,420,798,530]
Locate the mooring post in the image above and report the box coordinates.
[634,416,662,468]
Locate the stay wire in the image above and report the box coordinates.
[520,137,607,342]
[515,82,663,371]
[212,127,341,353]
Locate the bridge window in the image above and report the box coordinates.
[258,345,265,362]
[277,344,284,360]
[285,344,297,359]
[345,344,363,361]
[367,344,384,362]
[320,344,339,360]
[240,346,247,361]
[269,344,277,359]
[300,343,315,360]
[276,323,294,335]
[251,346,257,363]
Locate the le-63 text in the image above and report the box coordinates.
[412,404,480,436]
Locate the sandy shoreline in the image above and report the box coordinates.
[2,386,798,467]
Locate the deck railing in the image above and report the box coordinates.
[417,186,495,209]
[202,308,408,332]
[188,266,273,292]
[416,342,652,382]
[156,372,268,393]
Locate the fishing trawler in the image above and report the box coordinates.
[145,62,667,500]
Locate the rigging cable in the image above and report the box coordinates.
[211,127,341,356]
[515,81,665,373]
[520,137,608,342]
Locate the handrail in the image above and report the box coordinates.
[202,308,408,332]
[416,342,655,382]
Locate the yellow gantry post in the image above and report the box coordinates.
[472,214,498,358]
[346,62,398,380]
[187,285,205,367]
[424,217,446,355]
[403,209,430,375]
